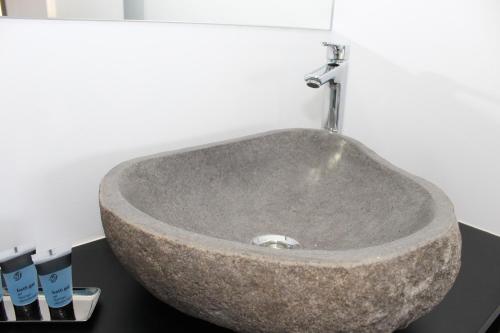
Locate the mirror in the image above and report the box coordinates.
[0,0,333,30]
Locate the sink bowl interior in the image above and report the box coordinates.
[118,130,434,251]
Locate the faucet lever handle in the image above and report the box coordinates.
[322,42,346,63]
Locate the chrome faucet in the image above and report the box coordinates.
[305,42,348,133]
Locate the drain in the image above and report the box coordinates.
[251,234,301,249]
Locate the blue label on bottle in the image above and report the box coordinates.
[39,266,73,308]
[3,264,39,306]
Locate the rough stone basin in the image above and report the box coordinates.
[99,129,461,333]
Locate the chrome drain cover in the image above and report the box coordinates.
[251,234,301,249]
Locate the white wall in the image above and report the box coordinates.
[334,0,500,235]
[0,19,329,248]
[2,0,499,251]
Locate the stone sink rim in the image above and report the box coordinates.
[99,128,456,267]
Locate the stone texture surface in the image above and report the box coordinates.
[100,129,461,333]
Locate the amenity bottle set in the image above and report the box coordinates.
[0,245,75,321]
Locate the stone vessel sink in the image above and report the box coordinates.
[100,129,461,333]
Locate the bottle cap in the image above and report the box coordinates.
[0,245,36,264]
[32,245,72,265]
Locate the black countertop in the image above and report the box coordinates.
[3,223,499,333]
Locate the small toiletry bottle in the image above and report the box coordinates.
[0,272,7,321]
[33,246,75,320]
[0,245,42,321]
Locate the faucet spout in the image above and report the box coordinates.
[304,63,346,89]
